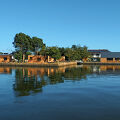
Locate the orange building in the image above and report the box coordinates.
[58,56,65,62]
[28,55,54,63]
[0,55,12,63]
[28,55,66,63]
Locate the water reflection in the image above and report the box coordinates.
[85,65,120,74]
[13,67,66,96]
[0,67,12,74]
[1,65,120,120]
[13,66,92,96]
[12,65,120,96]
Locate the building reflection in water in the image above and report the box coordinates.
[85,65,120,74]
[13,65,120,96]
[13,65,92,96]
[0,67,12,74]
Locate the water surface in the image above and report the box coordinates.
[0,65,120,120]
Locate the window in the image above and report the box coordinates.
[115,58,120,61]
[96,54,99,56]
[115,58,120,60]
[91,58,100,62]
[37,58,41,61]
[4,57,7,61]
[107,58,113,61]
[30,57,32,60]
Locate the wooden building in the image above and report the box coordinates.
[0,55,12,63]
[101,52,120,63]
[88,49,110,62]
[88,49,120,63]
[28,55,54,63]
[28,55,65,63]
[58,56,65,62]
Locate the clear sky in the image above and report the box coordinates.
[0,0,120,53]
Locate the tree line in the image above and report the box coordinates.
[11,32,89,62]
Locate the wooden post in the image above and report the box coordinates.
[113,58,115,62]
[48,56,49,62]
[23,54,25,63]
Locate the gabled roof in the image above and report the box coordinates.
[101,52,120,58]
[88,49,110,53]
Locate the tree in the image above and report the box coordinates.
[30,37,44,55]
[13,33,31,62]
[0,52,3,55]
[71,45,82,60]
[82,46,90,59]
[65,48,73,61]
[59,47,66,56]
[72,45,77,50]
[25,51,32,59]
[13,50,23,62]
[39,44,46,56]
[46,47,61,60]
[64,45,89,61]
[13,33,45,62]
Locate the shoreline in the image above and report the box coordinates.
[82,62,120,65]
[1,62,120,67]
[0,62,77,67]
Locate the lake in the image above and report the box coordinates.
[0,65,120,120]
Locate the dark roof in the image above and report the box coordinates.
[0,54,12,56]
[88,49,110,53]
[101,52,120,58]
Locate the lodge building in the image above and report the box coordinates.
[89,49,120,63]
[101,52,120,63]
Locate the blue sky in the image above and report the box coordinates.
[0,0,120,53]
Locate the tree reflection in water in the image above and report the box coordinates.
[14,69,43,96]
[13,66,92,96]
[13,65,120,97]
